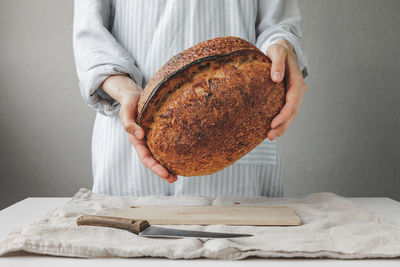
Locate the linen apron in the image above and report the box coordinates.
[76,0,306,197]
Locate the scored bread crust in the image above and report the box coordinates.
[138,37,260,117]
[137,36,285,176]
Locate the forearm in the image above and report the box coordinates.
[100,75,142,104]
[73,0,143,116]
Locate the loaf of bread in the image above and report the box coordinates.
[137,36,285,176]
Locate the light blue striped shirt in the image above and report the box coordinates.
[73,0,308,197]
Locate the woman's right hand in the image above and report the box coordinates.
[100,75,178,183]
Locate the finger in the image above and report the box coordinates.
[165,172,178,183]
[129,134,168,177]
[286,53,303,82]
[268,113,295,141]
[271,82,299,128]
[129,134,177,182]
[271,53,307,129]
[267,44,287,82]
[120,105,144,139]
[154,165,178,183]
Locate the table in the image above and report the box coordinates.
[1,197,399,266]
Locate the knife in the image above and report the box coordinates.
[77,214,252,239]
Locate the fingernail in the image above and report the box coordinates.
[273,72,281,81]
[135,130,141,139]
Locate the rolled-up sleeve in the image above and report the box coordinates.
[255,0,309,78]
[73,0,143,116]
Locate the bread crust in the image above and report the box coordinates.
[137,36,285,176]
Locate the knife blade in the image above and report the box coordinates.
[77,214,252,239]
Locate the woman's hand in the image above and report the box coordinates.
[266,39,307,141]
[100,75,178,183]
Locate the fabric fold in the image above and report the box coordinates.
[1,189,399,259]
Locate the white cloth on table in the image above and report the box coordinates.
[1,188,400,259]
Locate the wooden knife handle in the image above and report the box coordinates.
[76,215,150,235]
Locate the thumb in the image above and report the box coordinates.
[119,104,145,140]
[267,44,287,83]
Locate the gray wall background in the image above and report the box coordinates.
[1,0,399,209]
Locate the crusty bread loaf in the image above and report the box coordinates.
[137,36,285,176]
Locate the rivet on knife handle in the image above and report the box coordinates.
[76,215,150,235]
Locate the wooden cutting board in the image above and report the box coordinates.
[113,206,302,226]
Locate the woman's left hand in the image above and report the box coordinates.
[266,39,307,141]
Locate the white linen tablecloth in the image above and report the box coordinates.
[1,188,400,259]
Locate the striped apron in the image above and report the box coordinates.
[91,0,283,197]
